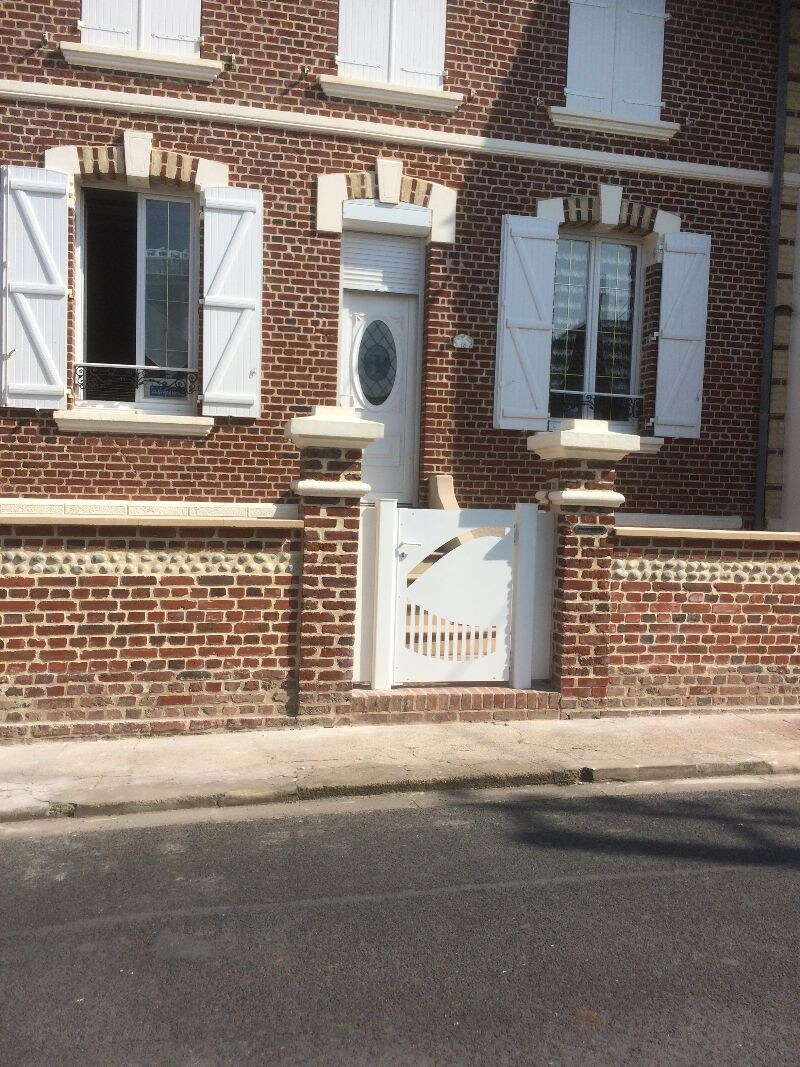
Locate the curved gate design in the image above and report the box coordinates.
[360,500,554,690]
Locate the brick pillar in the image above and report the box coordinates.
[285,407,383,721]
[529,420,661,717]
[540,461,619,710]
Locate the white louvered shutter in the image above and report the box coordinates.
[337,0,392,82]
[392,0,447,89]
[612,0,667,121]
[654,232,712,439]
[144,0,201,56]
[494,216,559,432]
[80,0,137,49]
[565,0,616,114]
[1,167,69,411]
[202,187,263,419]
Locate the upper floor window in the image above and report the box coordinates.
[80,0,201,58]
[337,0,448,90]
[564,0,668,124]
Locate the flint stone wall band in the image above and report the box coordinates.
[0,549,299,578]
[613,558,800,584]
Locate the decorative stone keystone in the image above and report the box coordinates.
[284,405,383,719]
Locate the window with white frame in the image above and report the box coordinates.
[80,0,202,57]
[494,214,712,440]
[564,0,668,123]
[337,0,448,90]
[549,235,642,423]
[79,187,197,410]
[0,165,264,423]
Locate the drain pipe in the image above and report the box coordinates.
[755,0,791,529]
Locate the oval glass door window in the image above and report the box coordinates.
[357,320,397,407]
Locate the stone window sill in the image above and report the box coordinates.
[54,407,214,438]
[59,41,224,82]
[549,106,680,142]
[318,75,463,114]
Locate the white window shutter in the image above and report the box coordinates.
[144,0,201,56]
[392,0,447,89]
[565,0,616,114]
[494,216,559,432]
[654,232,712,439]
[612,0,667,121]
[202,187,263,419]
[337,0,392,82]
[1,167,69,411]
[80,0,137,49]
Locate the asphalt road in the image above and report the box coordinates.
[1,782,799,1067]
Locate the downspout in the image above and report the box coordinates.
[755,0,790,528]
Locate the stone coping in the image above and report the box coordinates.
[616,526,800,543]
[0,498,303,530]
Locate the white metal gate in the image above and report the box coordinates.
[360,500,554,690]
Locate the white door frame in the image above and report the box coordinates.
[338,232,426,505]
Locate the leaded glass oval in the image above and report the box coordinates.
[357,320,397,407]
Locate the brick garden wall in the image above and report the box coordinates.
[609,535,800,712]
[0,526,300,739]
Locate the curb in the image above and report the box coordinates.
[2,755,799,824]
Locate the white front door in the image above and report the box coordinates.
[340,290,420,503]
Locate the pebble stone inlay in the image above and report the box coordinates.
[0,549,299,578]
[613,558,800,584]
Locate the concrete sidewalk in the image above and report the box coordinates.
[2,710,800,822]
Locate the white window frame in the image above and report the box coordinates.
[548,230,645,431]
[75,183,200,415]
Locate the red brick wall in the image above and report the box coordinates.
[0,525,300,738]
[609,535,800,711]
[0,1,777,170]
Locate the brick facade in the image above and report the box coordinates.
[0,0,796,737]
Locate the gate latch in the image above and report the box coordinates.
[397,540,422,561]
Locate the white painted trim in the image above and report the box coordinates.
[0,80,775,189]
[371,498,399,690]
[194,158,229,190]
[428,182,457,245]
[59,42,224,82]
[293,479,372,498]
[0,497,302,527]
[54,408,214,437]
[511,503,537,689]
[123,130,151,188]
[319,75,463,114]
[549,106,681,142]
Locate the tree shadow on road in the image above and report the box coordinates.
[451,786,800,871]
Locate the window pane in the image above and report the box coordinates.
[594,243,636,406]
[144,200,191,372]
[550,239,589,418]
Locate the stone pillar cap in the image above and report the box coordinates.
[528,419,663,462]
[285,405,384,451]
